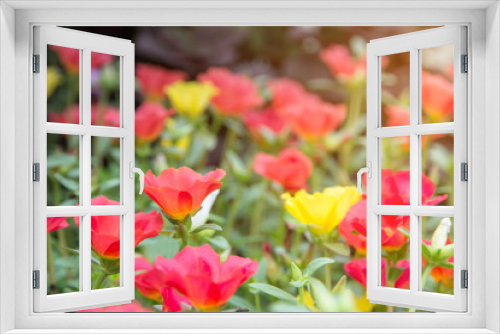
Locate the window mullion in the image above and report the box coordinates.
[409,47,420,295]
[81,47,92,294]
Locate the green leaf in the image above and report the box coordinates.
[289,278,309,288]
[309,277,336,312]
[190,223,222,234]
[204,236,229,250]
[207,213,226,225]
[226,151,250,181]
[422,242,432,260]
[303,257,335,277]
[323,243,350,257]
[249,283,297,303]
[437,262,454,269]
[437,244,454,262]
[99,178,120,192]
[227,295,255,312]
[62,247,100,265]
[398,227,411,238]
[47,154,76,169]
[388,267,405,282]
[332,275,346,294]
[140,234,181,260]
[290,262,303,281]
[54,173,79,191]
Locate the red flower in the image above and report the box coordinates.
[135,102,173,142]
[155,244,258,311]
[421,71,454,121]
[385,105,410,128]
[339,169,447,253]
[344,258,387,287]
[76,301,151,313]
[135,261,165,302]
[144,167,225,221]
[48,104,120,127]
[320,44,389,81]
[198,67,263,115]
[47,217,69,233]
[253,148,312,192]
[281,96,346,140]
[267,78,309,113]
[49,46,114,74]
[161,286,193,312]
[394,260,410,289]
[136,63,187,101]
[75,196,163,259]
[243,107,288,139]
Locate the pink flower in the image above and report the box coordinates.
[198,67,263,115]
[267,78,309,113]
[136,63,187,101]
[48,105,120,127]
[421,71,454,121]
[253,148,312,192]
[281,96,346,140]
[161,286,193,312]
[135,102,173,142]
[394,260,410,289]
[320,44,389,81]
[155,244,258,311]
[243,107,288,139]
[344,258,387,287]
[47,217,69,233]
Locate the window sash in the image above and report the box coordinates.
[366,26,468,312]
[33,26,135,313]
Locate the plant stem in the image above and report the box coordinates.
[254,291,262,312]
[298,286,305,307]
[92,271,108,290]
[421,265,434,291]
[250,181,267,237]
[47,234,56,293]
[324,247,332,290]
[292,228,302,258]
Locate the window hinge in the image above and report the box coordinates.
[461,54,468,73]
[33,54,40,73]
[33,270,40,289]
[461,162,468,181]
[461,270,468,289]
[33,163,40,182]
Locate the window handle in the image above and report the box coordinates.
[129,162,144,195]
[357,162,372,195]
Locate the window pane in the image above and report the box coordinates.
[380,137,410,205]
[421,45,454,124]
[47,45,80,124]
[421,134,453,206]
[90,215,121,290]
[91,52,120,127]
[47,216,80,295]
[381,52,410,127]
[380,215,410,289]
[47,133,80,206]
[421,216,454,295]
[91,137,121,204]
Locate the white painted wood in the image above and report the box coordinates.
[7,5,489,333]
[33,26,135,313]
[366,26,467,312]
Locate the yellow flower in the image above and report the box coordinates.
[165,81,218,118]
[299,290,320,312]
[281,186,361,235]
[355,293,375,312]
[47,66,61,98]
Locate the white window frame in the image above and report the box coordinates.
[1,2,499,333]
[366,26,467,312]
[33,26,136,312]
